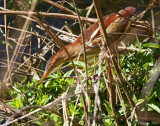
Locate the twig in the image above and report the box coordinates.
[0,24,57,43]
[0,58,44,73]
[43,0,76,15]
[72,0,90,125]
[93,0,140,122]
[4,0,12,84]
[70,95,80,126]
[151,4,155,38]
[136,0,156,20]
[3,92,86,126]
[0,9,97,23]
[116,81,131,126]
[91,74,102,125]
[62,90,69,126]
[3,0,38,82]
[105,58,118,125]
[3,97,62,126]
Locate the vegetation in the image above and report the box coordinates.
[0,0,160,126]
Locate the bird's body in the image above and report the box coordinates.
[36,7,136,87]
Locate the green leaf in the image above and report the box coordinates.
[37,94,52,105]
[63,69,74,77]
[50,114,59,122]
[15,95,23,109]
[7,95,24,109]
[103,118,114,126]
[136,37,142,51]
[48,74,57,78]
[57,70,62,78]
[137,99,144,106]
[142,43,159,48]
[31,120,42,125]
[7,0,13,8]
[104,100,112,115]
[7,101,17,108]
[74,61,86,68]
[1,40,13,49]
[147,103,160,113]
[33,73,40,81]
[74,85,81,94]
[44,80,51,88]
[68,60,91,69]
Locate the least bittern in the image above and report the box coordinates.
[36,7,136,88]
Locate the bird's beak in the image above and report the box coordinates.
[36,69,52,88]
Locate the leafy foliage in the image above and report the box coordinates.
[1,0,160,125]
[6,36,160,125]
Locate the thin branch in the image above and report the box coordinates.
[3,0,38,82]
[72,0,90,125]
[93,0,140,122]
[4,0,12,84]
[105,59,118,125]
[43,0,77,15]
[0,9,97,23]
[3,97,62,126]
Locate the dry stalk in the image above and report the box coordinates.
[62,91,69,126]
[2,96,81,126]
[91,46,104,125]
[72,0,90,125]
[0,9,97,23]
[93,0,141,122]
[4,0,12,84]
[43,0,77,15]
[105,59,118,125]
[116,81,131,125]
[3,0,38,82]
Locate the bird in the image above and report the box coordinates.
[36,7,136,88]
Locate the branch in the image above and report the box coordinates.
[0,8,97,23]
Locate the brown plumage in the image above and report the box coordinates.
[36,7,136,88]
